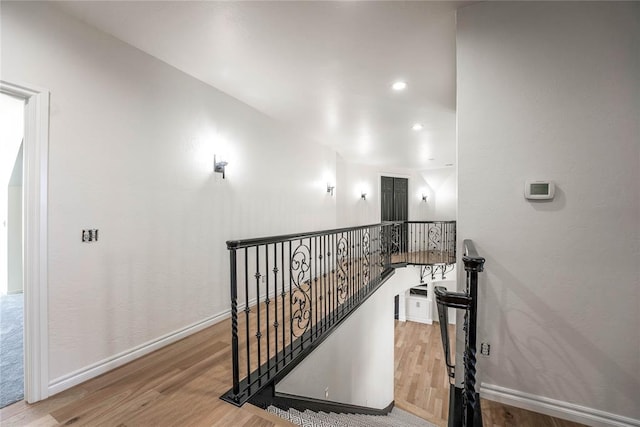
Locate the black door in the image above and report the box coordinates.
[381,176,395,222]
[381,176,409,253]
[380,176,408,222]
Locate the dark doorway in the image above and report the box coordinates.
[380,176,408,222]
[394,295,399,320]
[381,176,408,254]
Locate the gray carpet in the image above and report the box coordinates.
[0,293,24,408]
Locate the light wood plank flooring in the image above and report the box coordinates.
[1,316,587,426]
[394,320,588,427]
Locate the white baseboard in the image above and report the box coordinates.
[405,315,433,325]
[48,310,231,396]
[481,383,640,427]
[47,289,276,397]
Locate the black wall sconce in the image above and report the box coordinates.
[361,192,367,200]
[422,194,428,202]
[214,155,228,179]
[327,184,335,196]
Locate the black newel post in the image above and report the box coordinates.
[462,253,484,427]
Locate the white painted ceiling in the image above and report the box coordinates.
[56,1,471,170]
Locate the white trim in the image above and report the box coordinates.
[481,383,640,427]
[48,311,231,396]
[47,285,273,396]
[1,80,50,403]
[404,315,433,324]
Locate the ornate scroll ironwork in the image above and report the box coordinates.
[428,223,442,251]
[361,230,370,288]
[336,234,349,303]
[290,242,311,337]
[420,263,456,283]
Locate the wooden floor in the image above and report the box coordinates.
[394,320,587,427]
[0,317,586,426]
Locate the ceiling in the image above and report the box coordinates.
[56,1,471,171]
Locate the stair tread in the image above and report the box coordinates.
[268,405,437,427]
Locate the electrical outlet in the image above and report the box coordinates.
[82,229,99,242]
[480,342,490,356]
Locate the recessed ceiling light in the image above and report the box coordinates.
[412,123,423,131]
[392,81,407,91]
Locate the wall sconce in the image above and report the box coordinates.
[361,192,367,200]
[422,194,428,202]
[327,184,335,196]
[214,155,228,179]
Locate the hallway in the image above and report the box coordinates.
[0,315,589,426]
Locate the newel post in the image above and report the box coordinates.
[462,254,484,427]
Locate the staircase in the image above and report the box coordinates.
[267,405,438,427]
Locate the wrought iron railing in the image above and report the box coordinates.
[221,221,456,406]
[386,221,456,266]
[434,239,485,427]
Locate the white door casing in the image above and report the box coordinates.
[0,80,49,403]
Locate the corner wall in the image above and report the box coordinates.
[457,2,639,424]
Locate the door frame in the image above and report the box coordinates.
[1,80,50,403]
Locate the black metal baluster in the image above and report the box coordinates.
[412,223,416,263]
[376,225,380,280]
[333,231,337,318]
[289,241,293,359]
[281,242,286,365]
[303,237,317,340]
[273,243,279,370]
[321,234,326,332]
[255,246,262,383]
[358,227,362,300]
[453,223,457,264]
[345,231,348,310]
[353,229,357,301]
[444,223,448,263]
[369,226,373,289]
[244,247,250,394]
[347,230,356,310]
[314,236,319,339]
[419,223,423,264]
[327,233,331,327]
[230,247,240,399]
[265,244,271,375]
[328,233,331,327]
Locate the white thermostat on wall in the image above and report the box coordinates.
[524,180,555,200]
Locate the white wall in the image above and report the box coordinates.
[1,1,338,390]
[420,167,457,220]
[336,156,437,227]
[276,266,422,409]
[457,2,640,424]
[7,144,23,294]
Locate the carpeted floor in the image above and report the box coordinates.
[0,293,24,409]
